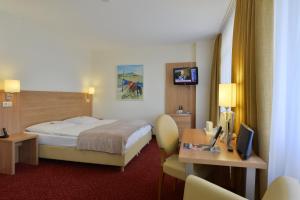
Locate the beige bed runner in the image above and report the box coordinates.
[77,120,148,154]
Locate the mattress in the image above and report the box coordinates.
[27,125,152,150]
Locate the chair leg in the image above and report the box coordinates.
[173,178,177,191]
[158,168,165,200]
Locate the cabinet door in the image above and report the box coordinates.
[171,115,191,139]
[176,116,192,129]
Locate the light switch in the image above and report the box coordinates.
[2,101,13,107]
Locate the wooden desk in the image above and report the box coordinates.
[179,129,267,200]
[0,133,38,175]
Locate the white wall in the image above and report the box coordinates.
[195,39,215,128]
[0,11,214,126]
[0,11,91,92]
[90,44,196,124]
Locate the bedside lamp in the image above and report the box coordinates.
[218,83,236,143]
[4,80,20,101]
[86,87,95,103]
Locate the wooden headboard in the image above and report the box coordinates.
[0,91,92,133]
[20,91,92,130]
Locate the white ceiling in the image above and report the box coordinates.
[0,0,231,46]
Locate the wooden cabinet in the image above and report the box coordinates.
[165,63,196,128]
[170,114,192,139]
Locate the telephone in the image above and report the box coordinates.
[0,128,9,138]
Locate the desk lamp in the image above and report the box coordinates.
[218,83,236,146]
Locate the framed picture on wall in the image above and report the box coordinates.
[117,65,144,100]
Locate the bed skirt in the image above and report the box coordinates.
[38,131,152,169]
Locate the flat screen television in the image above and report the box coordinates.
[173,67,198,85]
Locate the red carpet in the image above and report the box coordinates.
[0,139,184,200]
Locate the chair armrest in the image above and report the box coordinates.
[183,175,247,200]
[262,176,300,200]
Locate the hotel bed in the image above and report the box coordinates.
[25,116,152,171]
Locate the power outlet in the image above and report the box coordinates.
[2,101,13,108]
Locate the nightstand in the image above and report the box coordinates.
[0,133,38,175]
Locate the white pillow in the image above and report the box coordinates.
[64,116,101,124]
[26,121,75,134]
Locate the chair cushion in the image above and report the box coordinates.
[163,154,186,181]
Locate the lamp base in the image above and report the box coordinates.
[219,111,235,144]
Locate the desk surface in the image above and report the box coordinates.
[179,129,267,169]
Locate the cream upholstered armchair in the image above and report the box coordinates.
[183,175,246,200]
[183,175,300,200]
[155,114,210,200]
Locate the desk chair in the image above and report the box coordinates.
[156,114,210,200]
[183,175,300,200]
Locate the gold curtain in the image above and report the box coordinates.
[231,0,257,196]
[255,0,274,197]
[209,34,222,125]
[232,0,257,135]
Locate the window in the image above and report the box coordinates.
[220,7,235,84]
[268,0,300,183]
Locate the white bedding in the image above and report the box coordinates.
[25,117,152,150]
[26,119,117,137]
[28,125,151,150]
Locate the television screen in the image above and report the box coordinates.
[173,67,198,85]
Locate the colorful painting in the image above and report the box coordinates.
[117,65,144,100]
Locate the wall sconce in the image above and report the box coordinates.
[4,80,20,102]
[88,87,95,95]
[86,87,95,103]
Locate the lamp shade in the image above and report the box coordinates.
[4,80,20,93]
[219,83,236,108]
[88,87,95,95]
